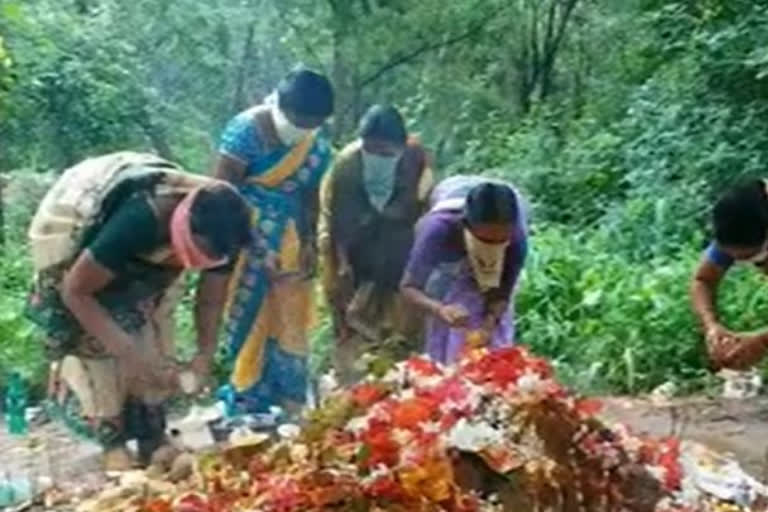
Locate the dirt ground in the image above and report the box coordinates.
[3,395,768,487]
[600,395,768,476]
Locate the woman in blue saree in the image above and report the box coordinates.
[213,68,334,414]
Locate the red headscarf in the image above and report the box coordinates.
[170,189,228,270]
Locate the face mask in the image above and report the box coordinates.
[744,242,768,264]
[170,190,228,270]
[361,147,401,211]
[463,229,509,291]
[271,104,311,146]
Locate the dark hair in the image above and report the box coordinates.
[190,186,252,258]
[277,68,334,118]
[464,182,519,226]
[713,179,768,248]
[359,104,407,145]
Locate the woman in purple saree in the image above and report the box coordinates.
[400,175,528,364]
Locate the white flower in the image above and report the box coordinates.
[516,372,548,396]
[362,464,393,484]
[645,464,667,483]
[421,421,442,435]
[391,428,413,445]
[446,417,503,452]
[318,370,339,399]
[412,374,443,389]
[346,415,371,435]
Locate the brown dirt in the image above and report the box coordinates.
[0,420,101,482]
[600,395,768,476]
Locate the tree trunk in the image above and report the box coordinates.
[231,22,257,116]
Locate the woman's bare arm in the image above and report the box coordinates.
[61,251,139,358]
[401,284,443,318]
[690,257,726,332]
[214,154,247,184]
[193,271,230,361]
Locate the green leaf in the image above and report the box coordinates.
[1,2,22,22]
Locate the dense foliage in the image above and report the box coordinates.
[3,0,768,396]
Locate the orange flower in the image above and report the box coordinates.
[465,330,489,349]
[350,382,388,408]
[392,397,437,430]
[141,499,172,512]
[399,457,454,502]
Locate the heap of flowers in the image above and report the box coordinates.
[95,347,714,512]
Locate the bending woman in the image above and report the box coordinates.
[400,175,528,365]
[26,151,251,469]
[691,179,768,370]
[214,68,334,413]
[318,104,433,381]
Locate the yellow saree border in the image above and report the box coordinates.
[245,133,316,188]
[230,220,312,391]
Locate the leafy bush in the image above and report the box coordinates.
[518,224,768,393]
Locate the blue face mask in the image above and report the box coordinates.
[361,147,401,211]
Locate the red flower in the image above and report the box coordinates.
[427,376,470,405]
[574,398,603,417]
[525,356,554,378]
[365,475,408,501]
[658,438,682,491]
[360,419,400,468]
[265,476,308,512]
[350,383,387,408]
[406,356,442,377]
[463,347,527,388]
[142,499,172,512]
[173,493,211,512]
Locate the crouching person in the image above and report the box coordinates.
[26,152,251,469]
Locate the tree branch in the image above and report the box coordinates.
[544,0,579,66]
[359,8,503,88]
[274,5,329,74]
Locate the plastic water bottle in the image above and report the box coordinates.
[5,373,28,435]
[0,473,32,507]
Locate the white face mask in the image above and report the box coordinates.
[463,229,509,291]
[271,104,311,146]
[744,242,768,264]
[361,147,401,211]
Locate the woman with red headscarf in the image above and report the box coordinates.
[26,151,252,469]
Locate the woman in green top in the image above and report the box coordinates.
[26,152,251,469]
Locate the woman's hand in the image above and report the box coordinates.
[118,349,178,389]
[705,323,738,366]
[189,351,214,379]
[719,332,768,370]
[438,303,470,327]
